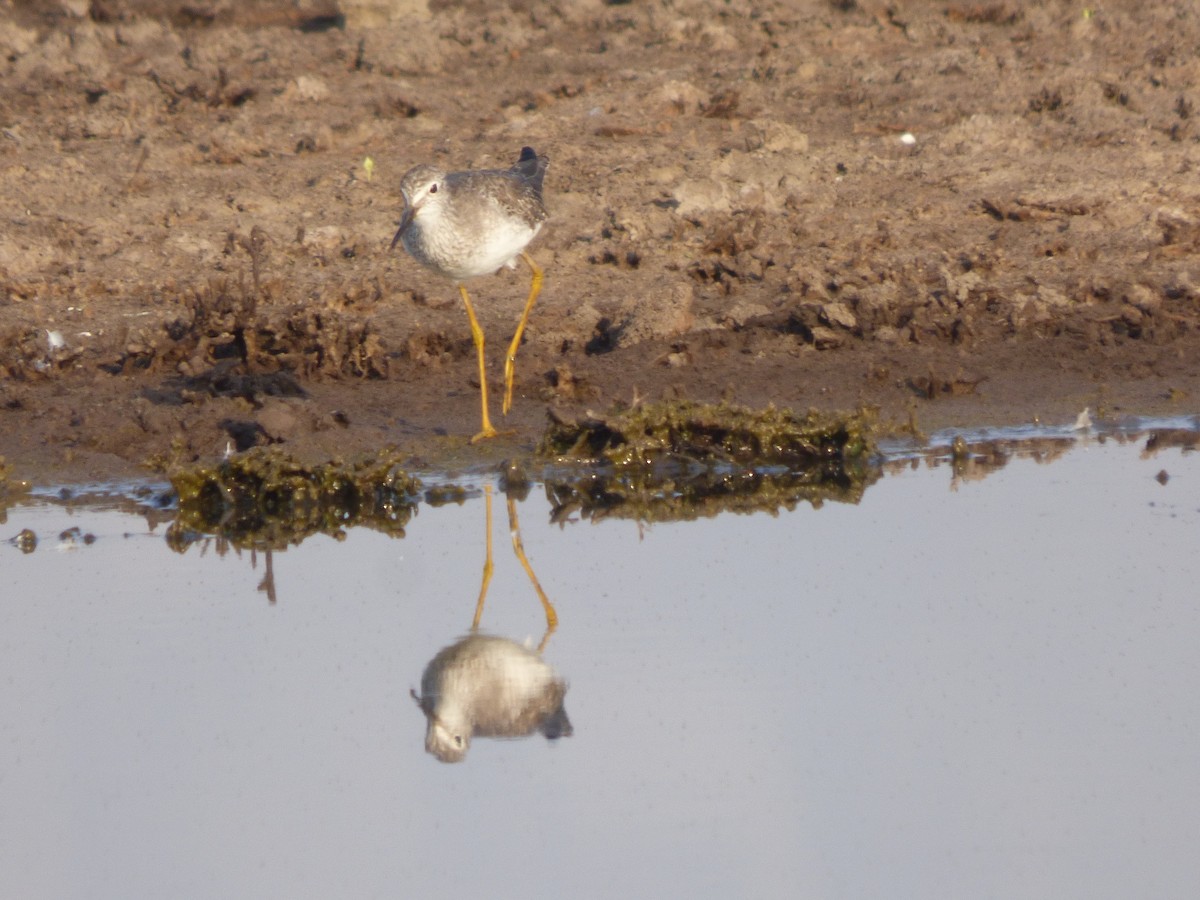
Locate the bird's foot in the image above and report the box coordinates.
[469,425,517,444]
[469,426,500,444]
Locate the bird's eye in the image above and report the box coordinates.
[454,735,463,747]
[429,184,438,194]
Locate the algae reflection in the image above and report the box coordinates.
[0,456,31,525]
[163,448,421,601]
[537,401,881,522]
[412,483,571,764]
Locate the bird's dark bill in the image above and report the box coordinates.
[390,208,414,249]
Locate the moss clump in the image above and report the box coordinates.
[166,447,420,550]
[537,401,879,522]
[539,401,875,467]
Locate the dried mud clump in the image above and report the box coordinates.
[537,401,879,523]
[101,228,389,382]
[154,278,389,381]
[0,326,83,381]
[165,447,420,550]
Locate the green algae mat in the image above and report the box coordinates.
[537,402,879,522]
[160,403,880,541]
[166,447,421,550]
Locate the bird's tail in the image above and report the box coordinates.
[513,146,549,197]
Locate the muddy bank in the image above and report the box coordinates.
[1,0,1198,483]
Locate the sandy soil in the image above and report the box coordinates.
[1,0,1198,483]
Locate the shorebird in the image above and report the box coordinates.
[411,484,569,763]
[390,147,548,443]
[412,634,572,763]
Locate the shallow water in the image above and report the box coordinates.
[2,424,1199,899]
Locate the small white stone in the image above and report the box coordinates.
[294,76,330,102]
[899,132,917,146]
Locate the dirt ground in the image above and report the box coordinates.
[1,0,1198,484]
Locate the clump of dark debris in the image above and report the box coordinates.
[537,401,880,522]
[164,446,421,550]
[538,400,875,468]
[97,227,390,382]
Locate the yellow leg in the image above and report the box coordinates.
[471,485,494,630]
[507,494,558,651]
[502,251,544,416]
[459,284,498,442]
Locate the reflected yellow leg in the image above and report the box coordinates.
[472,486,559,649]
[471,485,494,631]
[502,251,543,416]
[507,494,558,652]
[459,284,498,443]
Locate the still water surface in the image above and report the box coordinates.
[2,426,1199,899]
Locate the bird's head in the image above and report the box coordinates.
[425,716,471,763]
[412,687,471,763]
[391,164,445,250]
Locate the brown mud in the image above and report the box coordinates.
[2,0,1199,485]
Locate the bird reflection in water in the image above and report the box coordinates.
[411,483,572,763]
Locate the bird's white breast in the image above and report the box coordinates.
[404,195,542,282]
